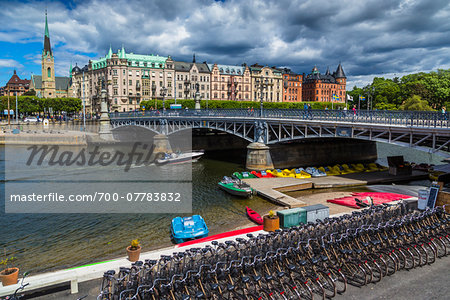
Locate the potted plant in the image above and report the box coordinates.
[0,250,19,286]
[126,239,141,262]
[263,210,280,232]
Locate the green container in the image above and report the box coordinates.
[298,207,307,225]
[277,208,305,228]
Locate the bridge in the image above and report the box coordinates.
[105,109,450,169]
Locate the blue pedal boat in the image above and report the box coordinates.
[171,215,209,244]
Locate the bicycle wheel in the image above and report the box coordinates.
[327,267,347,294]
[318,271,336,298]
[379,251,396,276]
[366,259,382,283]
[420,241,436,264]
[430,236,447,258]
[289,279,313,300]
[398,246,415,270]
[340,262,366,287]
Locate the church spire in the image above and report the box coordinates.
[107,44,112,58]
[193,53,196,63]
[43,10,52,56]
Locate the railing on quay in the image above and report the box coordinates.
[110,109,450,128]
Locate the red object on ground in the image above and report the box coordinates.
[246,206,264,225]
[175,225,263,248]
[327,192,411,209]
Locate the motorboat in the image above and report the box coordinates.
[156,150,204,165]
[218,176,254,197]
[171,215,209,244]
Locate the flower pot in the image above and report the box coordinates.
[0,267,19,286]
[126,245,141,262]
[263,215,279,232]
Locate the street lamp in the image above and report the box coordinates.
[160,86,168,113]
[256,78,270,117]
[15,92,18,126]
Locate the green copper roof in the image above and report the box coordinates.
[69,62,72,78]
[107,45,112,59]
[91,47,168,70]
[45,11,49,38]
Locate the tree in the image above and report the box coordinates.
[399,95,433,111]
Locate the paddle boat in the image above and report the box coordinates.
[218,176,254,197]
[289,168,312,179]
[156,151,204,165]
[171,215,209,244]
[232,171,257,179]
[351,163,367,172]
[246,206,263,225]
[251,170,275,178]
[265,169,277,177]
[318,166,340,176]
[271,169,289,177]
[282,169,296,178]
[341,164,358,173]
[364,163,380,172]
[305,167,327,177]
[333,164,352,174]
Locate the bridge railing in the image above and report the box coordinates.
[110,109,449,128]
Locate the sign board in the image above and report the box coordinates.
[43,119,49,128]
[336,127,351,137]
[3,109,14,115]
[426,186,439,209]
[170,104,182,109]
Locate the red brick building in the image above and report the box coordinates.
[281,68,302,102]
[302,64,346,103]
[3,70,30,96]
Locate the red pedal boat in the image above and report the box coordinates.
[246,206,263,225]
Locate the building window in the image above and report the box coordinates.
[113,69,118,75]
[129,80,132,85]
[136,71,140,76]
[114,88,118,95]
[47,67,51,78]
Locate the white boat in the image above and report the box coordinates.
[156,151,204,165]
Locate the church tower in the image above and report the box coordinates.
[42,11,56,98]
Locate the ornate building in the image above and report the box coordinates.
[173,56,210,100]
[280,68,302,102]
[208,63,251,101]
[302,64,346,103]
[3,70,30,96]
[30,12,71,98]
[249,64,283,102]
[71,46,175,112]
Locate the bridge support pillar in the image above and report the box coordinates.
[246,142,274,171]
[153,134,172,154]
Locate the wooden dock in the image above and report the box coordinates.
[242,178,312,208]
[242,170,428,207]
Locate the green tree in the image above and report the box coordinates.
[399,95,433,111]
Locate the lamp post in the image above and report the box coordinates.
[7,93,10,128]
[160,86,168,114]
[256,78,270,117]
[15,92,18,126]
[152,84,156,109]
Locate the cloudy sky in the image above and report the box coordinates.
[1,0,450,88]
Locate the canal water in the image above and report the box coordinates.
[0,142,446,274]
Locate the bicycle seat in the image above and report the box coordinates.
[252,275,262,282]
[246,233,254,238]
[104,270,115,276]
[227,284,235,291]
[321,255,328,262]
[361,242,369,247]
[211,241,218,246]
[398,232,405,236]
[195,291,205,299]
[242,276,250,283]
[265,275,273,281]
[311,257,319,264]
[210,283,219,290]
[225,240,234,246]
[277,271,285,278]
[288,264,296,271]
[299,260,308,266]
[119,267,130,273]
[381,235,388,241]
[134,261,143,266]
[355,249,363,254]
[181,294,190,300]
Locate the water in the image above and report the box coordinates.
[0,141,445,274]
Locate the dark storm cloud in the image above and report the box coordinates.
[0,0,449,86]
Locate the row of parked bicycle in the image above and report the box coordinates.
[98,203,449,299]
